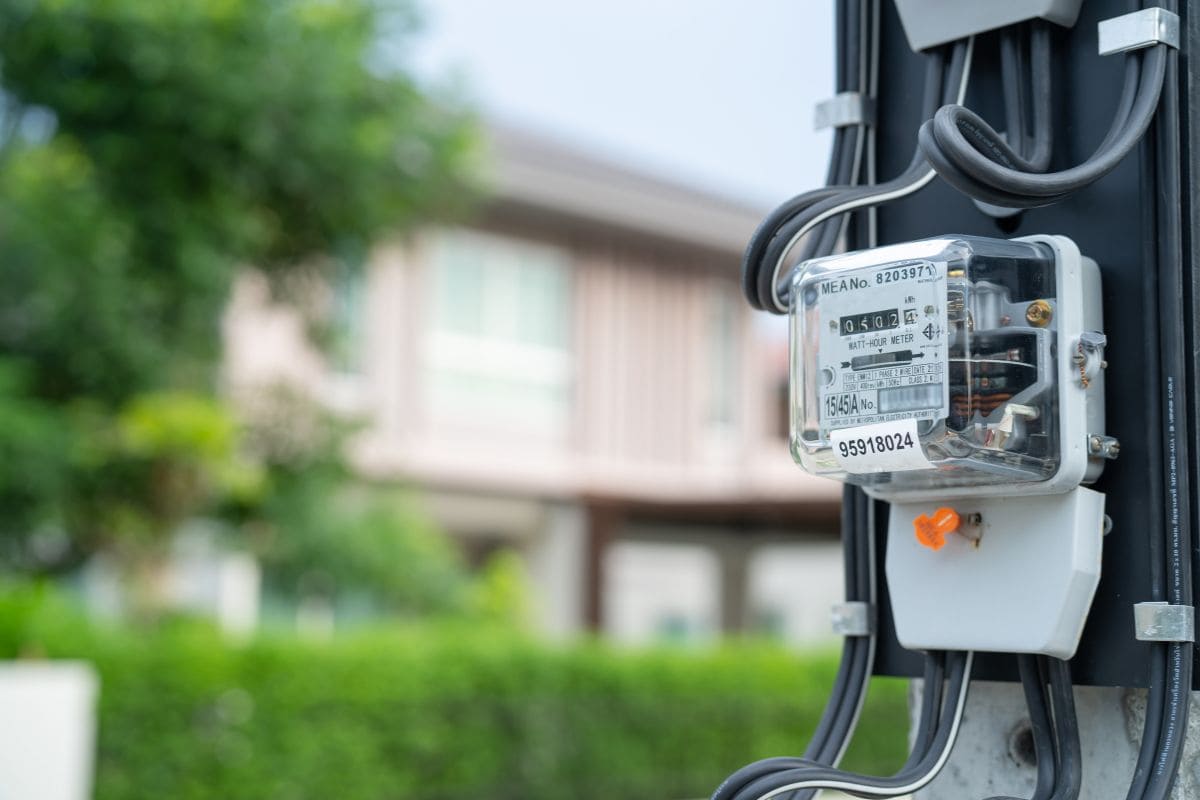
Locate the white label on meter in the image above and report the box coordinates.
[830,419,934,473]
[814,259,949,438]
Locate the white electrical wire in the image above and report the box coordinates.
[768,36,976,313]
[751,651,976,800]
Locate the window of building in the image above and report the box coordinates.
[424,230,573,437]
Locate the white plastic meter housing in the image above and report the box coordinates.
[789,234,1106,502]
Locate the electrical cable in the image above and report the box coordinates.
[713,490,937,800]
[792,486,864,765]
[999,29,1027,164]
[713,45,972,799]
[1024,656,1059,800]
[1024,22,1053,171]
[738,39,962,314]
[1139,2,1193,794]
[774,489,874,800]
[792,0,878,287]
[750,8,882,796]
[738,1,915,313]
[918,7,1165,208]
[756,38,972,313]
[911,651,948,762]
[716,653,969,800]
[1117,3,1192,795]
[836,487,878,764]
[810,490,873,765]
[1121,119,1168,800]
[710,651,952,800]
[955,655,1080,800]
[1045,658,1083,800]
[864,0,880,247]
[998,22,1052,172]
[809,0,878,274]
[726,652,974,800]
[811,0,866,259]
[729,6,1186,800]
[777,4,870,776]
[982,655,1057,800]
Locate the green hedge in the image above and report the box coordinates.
[0,589,910,800]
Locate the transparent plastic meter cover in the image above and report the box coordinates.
[789,236,1060,493]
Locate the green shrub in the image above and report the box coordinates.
[0,587,909,800]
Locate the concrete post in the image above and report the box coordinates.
[525,501,588,638]
[913,681,1200,799]
[716,541,751,635]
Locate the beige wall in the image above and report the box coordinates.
[222,224,837,509]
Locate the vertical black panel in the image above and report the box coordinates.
[867,0,1186,688]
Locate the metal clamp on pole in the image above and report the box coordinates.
[1098,7,1180,56]
[1133,601,1195,642]
[831,601,875,637]
[814,92,875,131]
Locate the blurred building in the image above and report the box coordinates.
[222,126,842,644]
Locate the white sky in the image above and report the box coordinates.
[412,0,836,208]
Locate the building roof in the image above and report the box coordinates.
[484,124,767,258]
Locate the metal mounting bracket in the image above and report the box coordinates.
[1133,601,1195,642]
[814,92,875,131]
[1098,8,1180,56]
[831,601,875,636]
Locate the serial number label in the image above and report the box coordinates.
[830,419,934,474]
[836,430,915,458]
[875,263,937,284]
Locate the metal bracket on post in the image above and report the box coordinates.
[1098,8,1180,56]
[814,92,875,131]
[831,601,876,637]
[1133,601,1195,642]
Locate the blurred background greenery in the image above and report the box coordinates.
[0,583,909,800]
[0,0,899,798]
[0,0,472,594]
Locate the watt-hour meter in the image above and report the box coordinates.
[790,234,1109,501]
[789,234,1113,657]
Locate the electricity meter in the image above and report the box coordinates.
[790,234,1111,656]
[789,234,1108,502]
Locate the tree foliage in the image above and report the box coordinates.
[233,388,471,618]
[0,0,477,578]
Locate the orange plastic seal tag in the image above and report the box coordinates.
[914,507,960,551]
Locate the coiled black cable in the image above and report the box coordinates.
[711,652,972,800]
[998,23,1053,173]
[917,13,1166,208]
[742,41,966,314]
[709,652,948,800]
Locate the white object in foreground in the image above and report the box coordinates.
[0,662,98,800]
